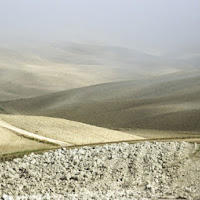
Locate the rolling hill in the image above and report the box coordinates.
[0,42,152,101]
[1,70,200,133]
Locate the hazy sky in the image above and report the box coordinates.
[0,0,200,52]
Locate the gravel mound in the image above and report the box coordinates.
[0,142,200,200]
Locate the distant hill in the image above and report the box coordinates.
[0,42,150,101]
[1,41,197,101]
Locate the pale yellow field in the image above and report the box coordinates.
[0,126,53,155]
[122,128,200,139]
[0,115,144,146]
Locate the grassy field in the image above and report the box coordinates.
[0,115,143,147]
[0,126,54,155]
[0,114,144,158]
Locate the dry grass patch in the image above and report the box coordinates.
[0,115,144,145]
[0,126,53,155]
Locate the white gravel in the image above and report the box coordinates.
[0,142,200,200]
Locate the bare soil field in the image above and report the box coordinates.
[2,71,200,134]
[122,128,200,139]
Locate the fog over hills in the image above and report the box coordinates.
[0,41,199,101]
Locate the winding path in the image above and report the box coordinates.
[0,119,70,146]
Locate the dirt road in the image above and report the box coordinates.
[0,119,71,146]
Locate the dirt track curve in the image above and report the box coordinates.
[0,119,70,146]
